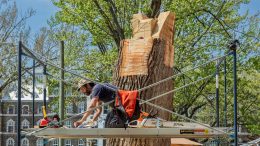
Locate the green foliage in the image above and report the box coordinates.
[81,48,118,82]
[238,70,260,134]
[0,0,34,94]
[45,26,117,116]
[51,0,150,48]
[50,0,260,136]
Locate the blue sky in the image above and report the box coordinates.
[15,0,58,34]
[16,0,260,35]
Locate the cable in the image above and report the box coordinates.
[138,52,231,92]
[46,72,76,86]
[139,98,229,135]
[222,19,260,41]
[140,74,214,105]
[28,73,221,136]
[22,42,232,94]
[21,45,118,92]
[25,100,115,136]
[21,42,231,137]
[21,44,45,65]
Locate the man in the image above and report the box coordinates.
[74,79,117,128]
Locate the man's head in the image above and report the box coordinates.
[77,79,95,95]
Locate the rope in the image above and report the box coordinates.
[22,43,231,93]
[46,72,76,86]
[139,98,229,135]
[45,69,214,132]
[25,100,114,136]
[26,73,221,136]
[140,74,214,105]
[140,59,227,131]
[21,43,230,136]
[137,52,231,92]
[21,45,118,92]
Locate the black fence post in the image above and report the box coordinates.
[43,65,47,108]
[229,40,239,146]
[17,41,22,146]
[224,58,227,127]
[32,60,35,127]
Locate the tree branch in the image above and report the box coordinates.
[202,9,232,38]
[106,0,125,41]
[148,0,161,18]
[190,1,226,47]
[2,9,34,42]
[189,102,207,118]
[92,0,121,48]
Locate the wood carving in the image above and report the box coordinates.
[119,11,175,76]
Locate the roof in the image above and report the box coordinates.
[171,138,202,145]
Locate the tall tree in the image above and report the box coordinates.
[52,0,260,143]
[0,0,34,95]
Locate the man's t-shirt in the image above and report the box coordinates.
[90,83,117,102]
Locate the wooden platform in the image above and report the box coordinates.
[23,127,228,139]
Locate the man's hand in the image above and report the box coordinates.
[74,120,83,128]
[86,119,95,126]
[74,98,99,128]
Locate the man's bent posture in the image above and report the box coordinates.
[74,79,117,127]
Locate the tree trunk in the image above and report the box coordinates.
[107,39,174,146]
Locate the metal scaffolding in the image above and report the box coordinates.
[17,40,240,146]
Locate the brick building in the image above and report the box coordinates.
[0,70,108,146]
[0,98,108,146]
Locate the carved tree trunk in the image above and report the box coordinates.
[107,39,174,146]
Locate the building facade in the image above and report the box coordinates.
[0,69,108,146]
[0,98,109,146]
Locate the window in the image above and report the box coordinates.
[7,105,15,114]
[6,137,15,146]
[66,104,73,114]
[22,119,30,129]
[65,139,71,146]
[65,120,72,128]
[21,138,29,146]
[6,119,15,132]
[22,105,29,115]
[78,102,85,113]
[52,139,58,146]
[36,139,43,146]
[89,139,97,146]
[78,139,84,146]
[37,105,42,114]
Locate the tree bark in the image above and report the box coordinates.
[107,39,174,146]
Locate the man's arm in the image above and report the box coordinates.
[92,101,102,121]
[74,97,99,127]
